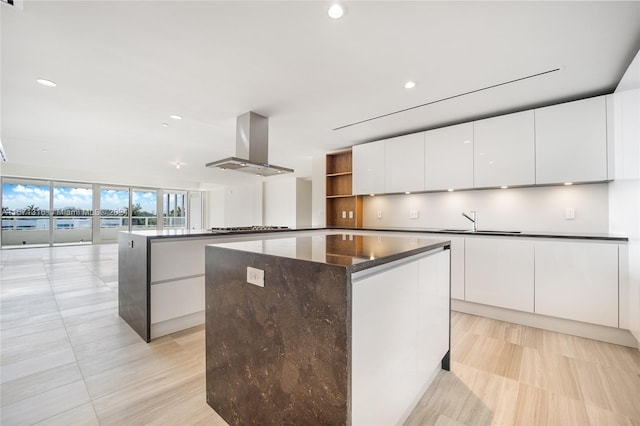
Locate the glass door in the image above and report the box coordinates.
[131,189,158,230]
[1,178,51,247]
[163,191,186,229]
[99,187,129,243]
[53,182,93,245]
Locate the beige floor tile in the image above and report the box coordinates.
[32,403,100,426]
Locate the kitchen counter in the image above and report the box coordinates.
[330,226,629,242]
[204,232,451,425]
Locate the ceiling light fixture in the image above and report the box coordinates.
[369,194,375,197]
[564,182,573,186]
[501,186,508,189]
[448,189,454,192]
[405,192,411,195]
[404,81,416,89]
[36,78,56,87]
[176,162,181,169]
[169,114,183,120]
[328,3,344,19]
[161,123,169,127]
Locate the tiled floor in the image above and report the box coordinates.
[1,244,639,425]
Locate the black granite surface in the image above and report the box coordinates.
[123,225,628,242]
[210,233,450,273]
[205,246,351,425]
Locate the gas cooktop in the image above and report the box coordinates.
[210,226,290,232]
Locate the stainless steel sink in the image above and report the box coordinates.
[438,229,521,234]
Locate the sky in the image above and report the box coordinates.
[2,184,157,214]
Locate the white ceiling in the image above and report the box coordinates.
[2,1,639,189]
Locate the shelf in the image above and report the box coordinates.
[326,194,356,199]
[327,172,353,177]
[326,150,353,175]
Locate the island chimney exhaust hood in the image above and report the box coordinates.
[206,111,294,176]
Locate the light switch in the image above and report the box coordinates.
[565,207,575,220]
[247,267,264,287]
[341,211,347,219]
[409,209,419,219]
[377,210,383,219]
[348,211,353,219]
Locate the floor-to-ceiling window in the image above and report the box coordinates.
[1,178,51,247]
[132,189,157,230]
[1,177,194,247]
[53,182,93,245]
[99,187,129,243]
[163,191,186,229]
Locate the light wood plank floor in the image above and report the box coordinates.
[1,244,639,425]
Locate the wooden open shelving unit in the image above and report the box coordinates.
[326,149,362,228]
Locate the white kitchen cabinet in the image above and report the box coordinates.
[465,237,534,312]
[443,235,465,300]
[384,133,425,193]
[424,122,474,191]
[535,241,618,328]
[535,95,608,184]
[474,110,535,188]
[353,140,385,195]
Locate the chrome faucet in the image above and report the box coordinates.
[462,211,477,232]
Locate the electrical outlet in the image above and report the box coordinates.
[565,207,575,220]
[341,211,346,219]
[409,209,419,219]
[377,210,383,219]
[349,211,353,219]
[128,240,134,248]
[247,267,264,287]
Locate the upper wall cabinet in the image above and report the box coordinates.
[424,123,474,191]
[384,133,425,193]
[535,96,608,185]
[353,140,385,195]
[473,110,535,188]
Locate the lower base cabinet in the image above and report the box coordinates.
[534,241,619,328]
[465,238,534,312]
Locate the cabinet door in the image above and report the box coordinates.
[424,123,474,191]
[384,133,425,193]
[535,241,618,328]
[353,140,385,195]
[445,235,465,300]
[535,96,608,184]
[465,237,534,312]
[474,110,535,188]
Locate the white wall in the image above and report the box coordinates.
[263,177,313,228]
[610,48,640,347]
[363,183,610,234]
[205,187,225,228]
[222,183,263,227]
[263,179,297,227]
[296,178,312,228]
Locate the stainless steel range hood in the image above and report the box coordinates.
[206,111,294,176]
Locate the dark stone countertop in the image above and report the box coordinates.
[329,226,629,242]
[209,233,450,273]
[121,225,628,242]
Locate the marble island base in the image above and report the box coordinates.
[205,233,451,425]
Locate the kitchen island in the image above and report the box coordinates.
[205,232,451,425]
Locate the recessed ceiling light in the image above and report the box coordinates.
[564,182,573,186]
[169,114,183,120]
[328,3,344,19]
[501,186,508,189]
[404,81,416,89]
[463,140,471,144]
[42,149,49,153]
[161,123,169,127]
[176,162,181,169]
[36,78,56,87]
[405,192,411,195]
[489,161,495,164]
[447,189,454,192]
[369,194,375,197]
